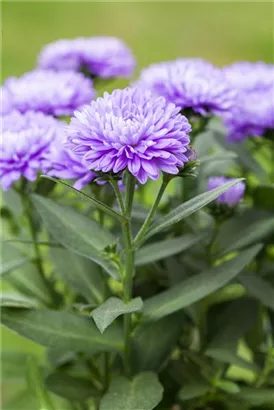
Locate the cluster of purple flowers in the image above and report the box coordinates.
[1,34,272,203]
[222,61,274,141]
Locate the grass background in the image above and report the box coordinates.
[1,0,273,406]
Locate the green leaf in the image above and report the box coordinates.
[0,257,32,277]
[239,387,274,405]
[1,308,123,353]
[50,248,104,304]
[205,348,258,371]
[100,372,163,410]
[45,372,98,401]
[216,212,274,255]
[135,233,205,266]
[26,356,55,410]
[143,245,262,321]
[5,264,52,305]
[131,312,186,373]
[91,297,143,333]
[178,383,210,401]
[40,175,127,223]
[2,189,23,217]
[145,179,244,240]
[1,243,52,305]
[206,298,258,350]
[32,194,119,278]
[239,271,274,311]
[254,184,274,211]
[0,293,39,308]
[215,380,240,394]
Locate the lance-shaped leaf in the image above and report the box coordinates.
[1,308,123,353]
[50,248,104,304]
[45,372,98,401]
[144,179,244,240]
[178,383,210,401]
[100,372,163,410]
[91,297,143,333]
[143,244,262,321]
[32,194,119,278]
[216,212,274,255]
[0,293,39,308]
[0,257,32,277]
[131,312,186,373]
[135,233,205,266]
[40,175,127,223]
[239,387,274,406]
[239,272,274,311]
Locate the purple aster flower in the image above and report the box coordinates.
[135,59,236,116]
[3,70,95,116]
[223,61,274,92]
[0,111,64,190]
[66,87,192,184]
[42,135,95,190]
[223,88,274,142]
[207,177,245,206]
[38,37,135,78]
[1,87,12,115]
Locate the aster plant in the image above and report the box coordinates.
[1,39,274,410]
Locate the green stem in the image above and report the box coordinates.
[134,177,169,248]
[109,179,126,215]
[20,184,54,303]
[109,174,135,375]
[122,173,136,376]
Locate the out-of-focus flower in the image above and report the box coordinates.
[42,136,95,190]
[135,59,236,116]
[207,176,245,206]
[66,87,192,184]
[0,87,13,115]
[223,61,274,92]
[0,111,64,190]
[224,89,274,142]
[222,61,274,142]
[38,37,135,78]
[3,70,95,116]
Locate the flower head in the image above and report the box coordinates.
[207,177,245,206]
[38,37,135,78]
[135,59,236,116]
[3,70,95,116]
[0,111,64,190]
[42,136,95,190]
[223,89,274,142]
[66,87,192,184]
[1,87,12,115]
[223,61,274,92]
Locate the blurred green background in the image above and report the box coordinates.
[1,1,273,407]
[2,1,273,81]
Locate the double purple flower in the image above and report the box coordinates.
[135,58,236,116]
[38,36,135,79]
[3,70,95,117]
[66,87,192,184]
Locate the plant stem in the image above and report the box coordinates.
[121,172,136,376]
[134,177,169,248]
[20,184,54,302]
